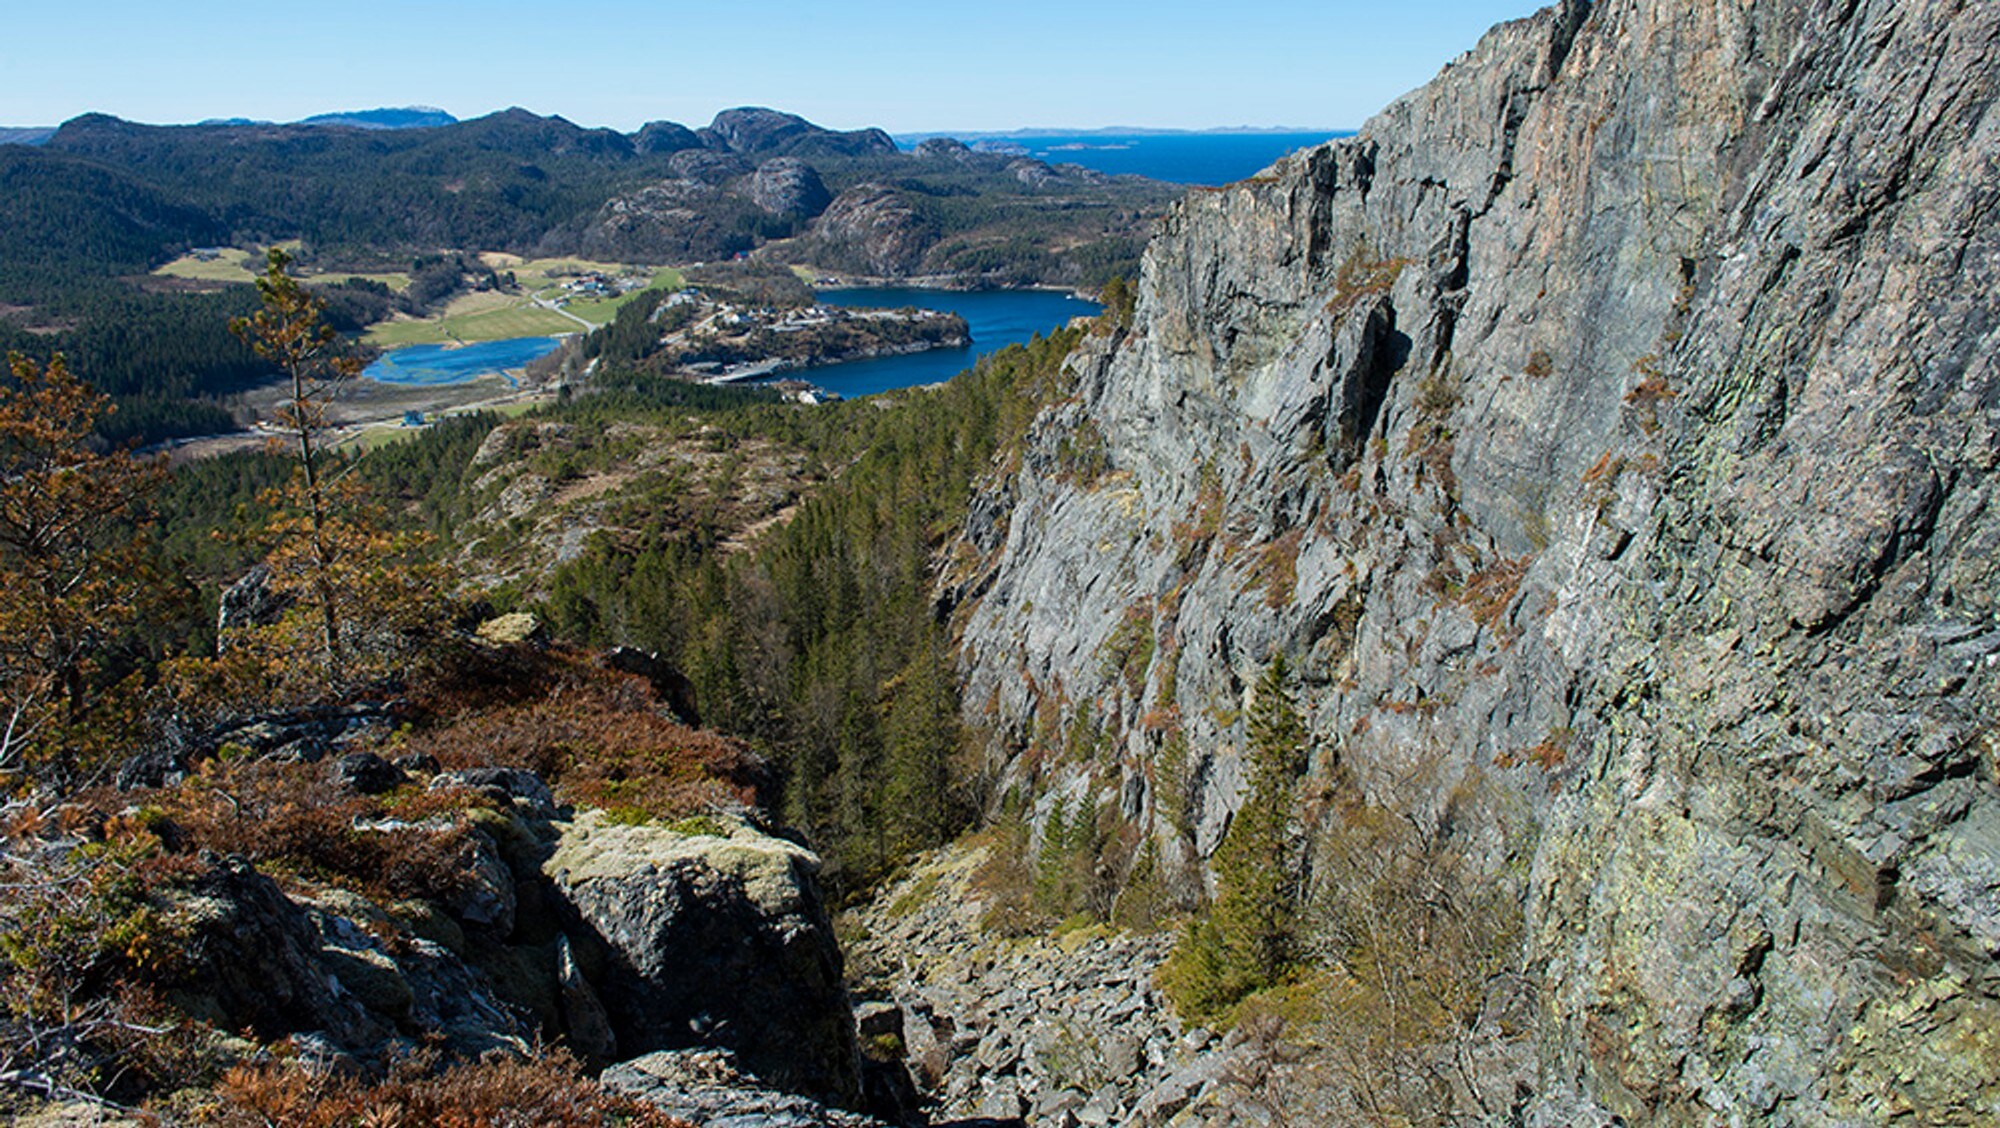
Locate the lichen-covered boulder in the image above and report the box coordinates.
[544,811,859,1104]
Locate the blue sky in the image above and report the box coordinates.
[1,1,1544,132]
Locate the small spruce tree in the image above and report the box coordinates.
[1161,655,1309,1022]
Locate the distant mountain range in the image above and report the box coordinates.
[2,111,1343,149]
[298,106,459,130]
[0,107,460,142]
[1,105,1175,289]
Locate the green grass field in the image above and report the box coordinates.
[551,267,686,324]
[154,251,260,283]
[366,302,578,346]
[156,247,409,293]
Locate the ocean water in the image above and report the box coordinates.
[900,131,1350,185]
[363,336,564,385]
[777,288,1101,398]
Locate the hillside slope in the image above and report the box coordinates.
[952,0,2000,1120]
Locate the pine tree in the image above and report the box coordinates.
[1161,655,1309,1022]
[216,248,445,698]
[0,353,164,784]
[230,247,361,668]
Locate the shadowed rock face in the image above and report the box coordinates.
[544,811,860,1105]
[634,120,702,155]
[952,0,2000,1120]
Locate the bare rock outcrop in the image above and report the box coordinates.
[952,0,2000,1121]
[749,157,833,220]
[703,107,898,159]
[633,119,702,155]
[799,184,939,277]
[545,810,861,1105]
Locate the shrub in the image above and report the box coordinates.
[205,1048,691,1127]
[0,810,218,1106]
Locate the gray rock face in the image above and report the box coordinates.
[668,148,755,184]
[577,177,754,262]
[750,157,833,220]
[544,810,861,1104]
[215,563,290,638]
[952,0,2000,1121]
[164,858,532,1066]
[704,107,897,159]
[802,184,939,276]
[914,137,975,161]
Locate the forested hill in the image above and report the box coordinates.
[0,146,222,282]
[18,106,1176,283]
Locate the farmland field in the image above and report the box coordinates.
[155,247,680,345]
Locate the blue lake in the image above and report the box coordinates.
[785,287,1100,398]
[363,335,564,386]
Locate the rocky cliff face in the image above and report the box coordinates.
[953,0,2000,1121]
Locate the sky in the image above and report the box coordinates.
[0,1,1544,133]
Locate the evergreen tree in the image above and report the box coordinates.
[881,640,959,854]
[231,247,361,668]
[1161,655,1310,1022]
[0,354,165,785]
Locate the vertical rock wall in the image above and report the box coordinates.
[952,0,2000,1119]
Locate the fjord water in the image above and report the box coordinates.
[903,131,1349,185]
[361,289,1097,394]
[363,336,563,385]
[791,287,1100,397]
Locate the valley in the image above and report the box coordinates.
[3,1,1999,1126]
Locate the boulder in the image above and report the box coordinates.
[330,751,405,795]
[556,931,617,1063]
[441,829,517,936]
[215,563,291,639]
[601,1048,889,1127]
[431,766,558,819]
[164,857,381,1049]
[602,645,702,727]
[544,809,859,1104]
[474,612,546,646]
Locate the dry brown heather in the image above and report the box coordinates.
[398,644,774,818]
[206,1049,694,1128]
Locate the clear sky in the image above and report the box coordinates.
[1,1,1545,133]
